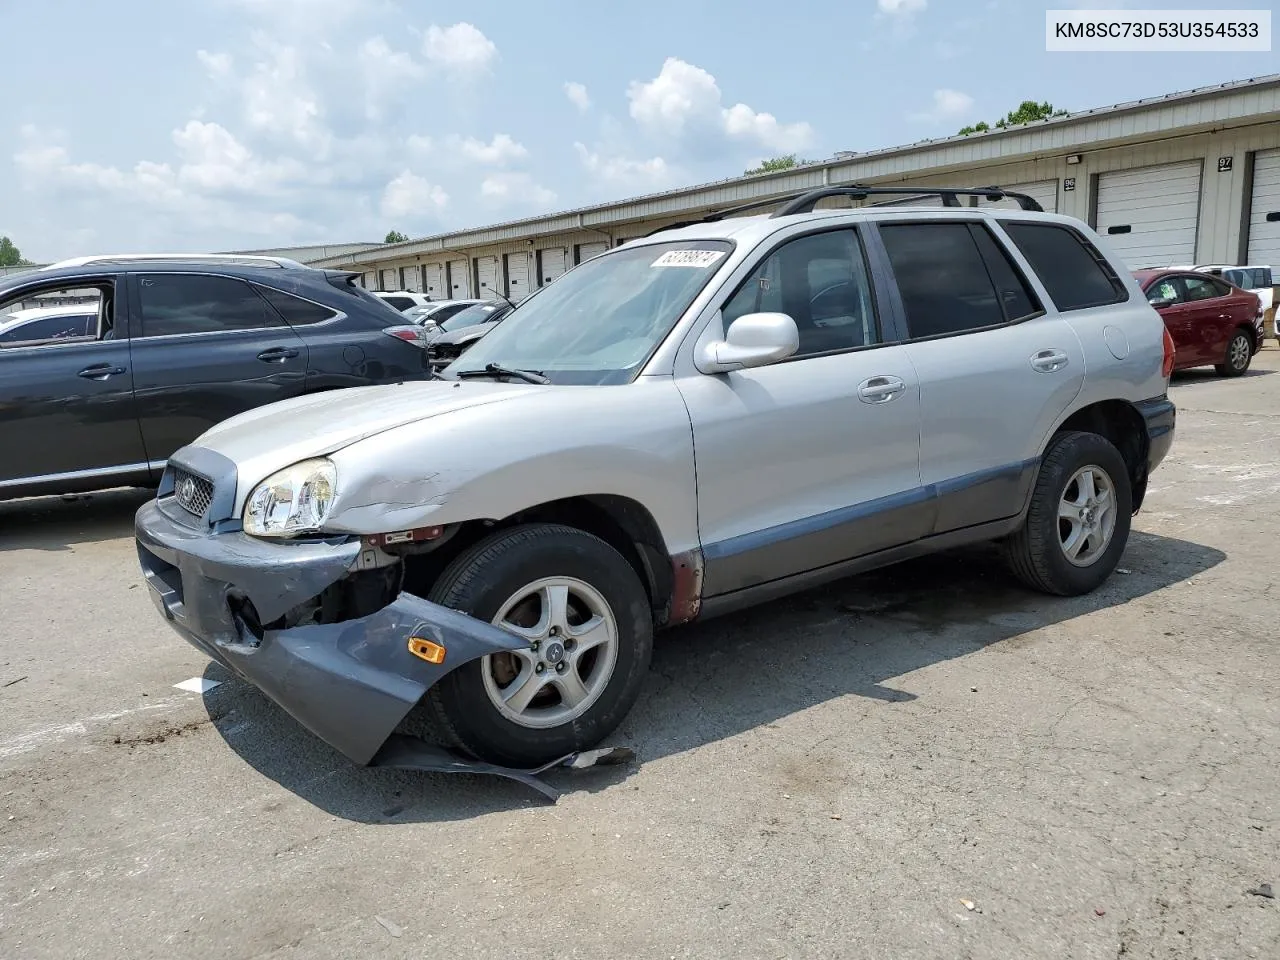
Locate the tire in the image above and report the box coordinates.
[1003,431,1132,597]
[419,523,653,767]
[1215,329,1253,377]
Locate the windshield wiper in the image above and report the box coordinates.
[455,362,550,385]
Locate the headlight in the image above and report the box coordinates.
[242,458,336,538]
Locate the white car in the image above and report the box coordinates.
[406,298,483,327]
[0,304,100,345]
[373,291,435,314]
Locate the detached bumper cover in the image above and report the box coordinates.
[135,499,526,765]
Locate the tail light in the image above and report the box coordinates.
[382,325,429,348]
[1161,327,1176,379]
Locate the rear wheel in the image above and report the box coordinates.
[420,523,653,767]
[1215,329,1253,377]
[1003,431,1132,596]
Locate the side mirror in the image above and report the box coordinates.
[1148,297,1175,309]
[696,312,799,373]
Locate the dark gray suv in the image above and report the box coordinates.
[0,254,432,500]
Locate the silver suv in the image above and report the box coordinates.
[136,186,1177,771]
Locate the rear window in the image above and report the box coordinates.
[1001,222,1127,311]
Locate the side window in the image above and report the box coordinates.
[135,274,282,338]
[382,295,414,311]
[879,222,1020,338]
[255,285,337,325]
[1182,276,1223,302]
[1001,222,1127,311]
[722,229,879,357]
[1147,279,1181,304]
[0,285,108,347]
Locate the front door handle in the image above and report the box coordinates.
[1030,349,1070,373]
[858,376,906,403]
[77,363,126,380]
[257,347,300,363]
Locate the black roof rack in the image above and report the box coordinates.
[642,184,1043,238]
[770,185,1043,216]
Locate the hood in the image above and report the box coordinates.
[434,320,499,346]
[194,380,541,490]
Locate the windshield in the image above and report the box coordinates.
[445,240,734,385]
[439,300,508,332]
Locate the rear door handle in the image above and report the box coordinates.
[77,363,126,380]
[257,347,300,363]
[858,376,906,403]
[1030,349,1070,373]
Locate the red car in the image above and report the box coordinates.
[1135,269,1262,377]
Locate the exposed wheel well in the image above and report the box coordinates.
[1054,400,1149,512]
[400,495,675,625]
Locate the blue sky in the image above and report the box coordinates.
[1,0,1274,260]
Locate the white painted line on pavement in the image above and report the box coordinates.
[174,677,223,694]
[0,697,187,759]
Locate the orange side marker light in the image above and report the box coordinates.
[408,637,446,665]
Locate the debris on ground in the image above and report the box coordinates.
[1094,908,1106,917]
[1245,883,1274,899]
[2,676,27,688]
[375,916,404,938]
[961,899,976,911]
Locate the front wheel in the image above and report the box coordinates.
[1003,431,1132,596]
[420,523,653,767]
[1215,329,1253,377]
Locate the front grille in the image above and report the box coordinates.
[172,467,214,518]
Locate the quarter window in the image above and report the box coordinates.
[1001,222,1126,311]
[135,274,282,337]
[255,285,337,325]
[879,222,1037,338]
[722,229,879,357]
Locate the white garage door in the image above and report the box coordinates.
[576,241,608,264]
[447,259,470,297]
[539,247,567,285]
[424,263,444,297]
[1095,161,1202,268]
[1247,148,1280,265]
[380,269,398,291]
[402,266,422,292]
[984,179,1060,213]
[505,251,530,299]
[476,256,500,296]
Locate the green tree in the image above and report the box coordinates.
[744,154,810,176]
[0,236,24,267]
[384,230,409,244]
[958,100,1068,136]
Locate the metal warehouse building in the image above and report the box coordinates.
[315,74,1280,294]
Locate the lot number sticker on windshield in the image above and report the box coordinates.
[651,250,726,268]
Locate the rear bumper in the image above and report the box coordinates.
[135,499,525,765]
[1136,396,1175,475]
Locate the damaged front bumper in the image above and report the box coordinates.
[134,498,526,766]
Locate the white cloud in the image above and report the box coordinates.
[573,143,672,188]
[381,171,449,218]
[197,50,233,81]
[356,36,426,121]
[877,0,927,14]
[238,34,327,149]
[448,133,528,165]
[627,57,812,154]
[407,134,433,156]
[564,81,591,112]
[911,88,975,123]
[479,172,556,207]
[423,23,497,72]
